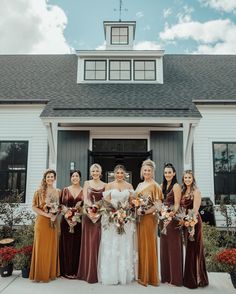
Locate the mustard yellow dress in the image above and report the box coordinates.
[29,189,60,282]
[136,182,163,286]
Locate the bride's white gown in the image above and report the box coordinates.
[98,189,137,285]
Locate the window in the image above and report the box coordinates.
[109,60,131,80]
[213,142,236,204]
[111,27,128,45]
[0,141,28,202]
[134,60,156,81]
[84,60,106,80]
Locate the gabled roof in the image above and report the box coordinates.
[0,54,235,118]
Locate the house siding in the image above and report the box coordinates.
[0,105,48,205]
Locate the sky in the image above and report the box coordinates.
[0,0,236,54]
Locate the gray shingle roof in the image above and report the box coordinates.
[0,54,235,118]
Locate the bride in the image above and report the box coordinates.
[98,164,136,285]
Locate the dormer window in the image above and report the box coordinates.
[134,60,156,81]
[84,60,107,80]
[109,60,131,80]
[111,27,128,45]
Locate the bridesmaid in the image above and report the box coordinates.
[136,159,163,287]
[181,170,209,289]
[77,163,105,283]
[29,169,60,282]
[60,170,83,279]
[160,163,183,286]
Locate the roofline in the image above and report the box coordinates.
[76,50,165,57]
[193,99,236,104]
[0,99,49,104]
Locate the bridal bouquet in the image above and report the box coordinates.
[83,198,105,223]
[61,200,83,233]
[43,194,60,228]
[131,193,154,221]
[103,199,135,235]
[156,203,175,235]
[175,208,198,241]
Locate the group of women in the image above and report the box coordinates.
[29,159,209,289]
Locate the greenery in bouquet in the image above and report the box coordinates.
[61,200,83,233]
[175,208,198,241]
[84,199,105,223]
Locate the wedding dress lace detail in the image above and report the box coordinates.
[98,189,137,285]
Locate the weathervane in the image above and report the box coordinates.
[114,0,128,21]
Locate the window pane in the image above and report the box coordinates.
[135,61,144,70]
[120,36,128,44]
[96,71,106,80]
[120,71,130,80]
[120,61,130,70]
[134,71,144,80]
[228,144,236,171]
[145,70,155,80]
[85,61,95,70]
[111,36,119,44]
[214,143,228,172]
[85,71,95,80]
[145,61,155,70]
[110,61,119,70]
[120,27,128,35]
[112,27,119,36]
[110,71,119,80]
[95,61,106,70]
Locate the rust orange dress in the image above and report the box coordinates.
[136,182,163,286]
[29,189,60,282]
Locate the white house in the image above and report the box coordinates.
[0,19,235,226]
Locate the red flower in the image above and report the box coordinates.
[216,248,236,272]
[0,246,18,266]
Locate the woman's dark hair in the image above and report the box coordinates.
[70,169,82,179]
[162,163,178,196]
[181,170,197,196]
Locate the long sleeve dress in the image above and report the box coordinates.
[29,189,60,282]
[181,193,209,289]
[77,187,104,283]
[60,187,83,277]
[160,187,183,286]
[136,182,163,286]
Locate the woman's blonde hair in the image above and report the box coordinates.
[140,159,156,179]
[90,163,102,177]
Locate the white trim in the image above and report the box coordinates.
[57,126,184,132]
[76,50,165,57]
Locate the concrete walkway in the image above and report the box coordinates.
[0,272,235,294]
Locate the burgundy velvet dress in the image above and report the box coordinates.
[160,188,183,286]
[181,194,209,289]
[77,187,104,283]
[59,187,83,277]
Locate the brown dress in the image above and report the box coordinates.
[160,187,183,286]
[29,189,60,282]
[136,182,163,286]
[181,194,209,289]
[59,187,83,277]
[77,187,104,283]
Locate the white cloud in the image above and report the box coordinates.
[96,42,106,50]
[160,19,236,53]
[200,0,236,13]
[0,0,71,54]
[134,41,162,50]
[136,11,144,18]
[163,8,172,19]
[177,5,194,23]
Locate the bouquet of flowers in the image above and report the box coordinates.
[61,201,83,233]
[84,197,105,223]
[155,203,175,235]
[216,248,236,273]
[103,199,135,235]
[175,208,198,241]
[131,193,154,221]
[43,193,60,228]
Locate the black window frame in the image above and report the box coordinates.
[84,60,107,81]
[111,26,129,45]
[133,60,156,81]
[0,140,28,202]
[212,142,236,204]
[109,60,131,81]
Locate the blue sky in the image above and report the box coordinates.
[0,0,236,54]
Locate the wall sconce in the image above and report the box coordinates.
[70,161,75,170]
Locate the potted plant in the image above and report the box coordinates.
[13,245,33,278]
[216,248,236,288]
[0,246,18,277]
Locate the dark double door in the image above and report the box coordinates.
[88,139,151,188]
